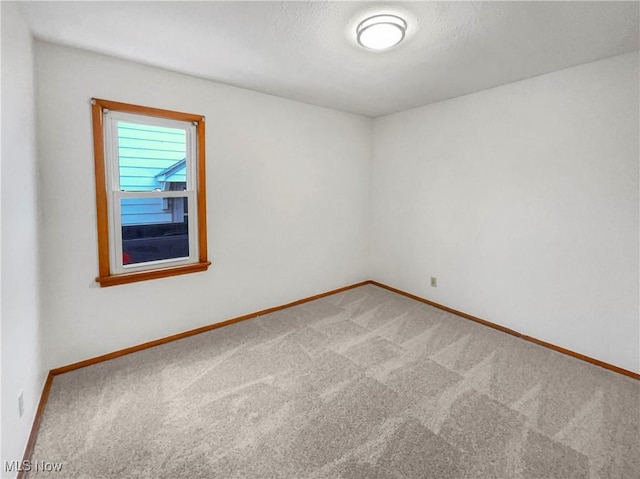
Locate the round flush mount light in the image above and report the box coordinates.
[356,14,407,50]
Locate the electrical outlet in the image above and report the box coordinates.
[430,276,437,287]
[18,390,24,417]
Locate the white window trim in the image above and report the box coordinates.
[103,111,199,275]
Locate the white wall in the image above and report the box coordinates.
[1,2,46,475]
[372,52,639,373]
[34,41,371,370]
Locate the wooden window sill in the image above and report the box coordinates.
[96,261,211,287]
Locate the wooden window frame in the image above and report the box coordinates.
[91,98,210,287]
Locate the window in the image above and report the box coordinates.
[91,99,210,286]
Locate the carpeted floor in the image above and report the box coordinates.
[29,284,639,478]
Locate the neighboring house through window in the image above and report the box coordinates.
[91,99,210,286]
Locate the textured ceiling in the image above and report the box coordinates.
[18,1,640,117]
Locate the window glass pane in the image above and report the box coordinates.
[118,121,186,192]
[121,197,189,265]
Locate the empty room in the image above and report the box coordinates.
[1,1,638,478]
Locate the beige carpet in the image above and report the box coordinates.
[29,284,639,478]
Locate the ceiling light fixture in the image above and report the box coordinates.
[356,14,407,51]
